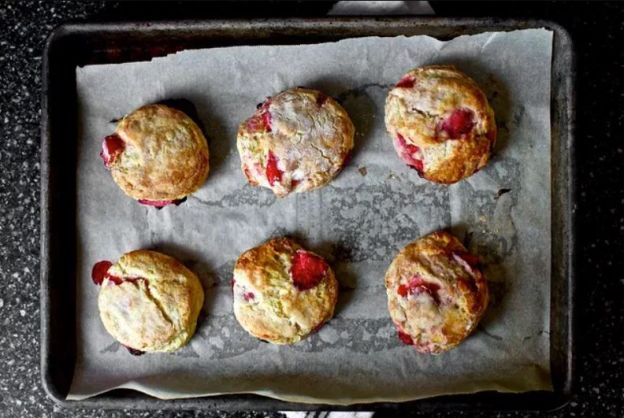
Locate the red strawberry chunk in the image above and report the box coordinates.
[138,199,174,208]
[397,329,414,345]
[397,275,441,305]
[246,115,263,131]
[243,292,255,302]
[397,284,409,297]
[395,133,424,172]
[109,276,141,286]
[100,134,125,167]
[262,110,272,132]
[247,98,272,132]
[396,75,415,88]
[259,98,271,111]
[290,250,329,291]
[437,108,475,139]
[106,275,125,285]
[91,260,142,286]
[266,151,283,186]
[91,260,113,285]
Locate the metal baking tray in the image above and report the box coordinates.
[41,17,575,412]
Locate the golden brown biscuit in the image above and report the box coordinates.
[100,104,209,206]
[237,87,354,197]
[93,250,204,353]
[385,230,489,354]
[232,237,338,344]
[385,65,496,184]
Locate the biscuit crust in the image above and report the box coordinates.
[233,237,338,344]
[385,231,489,354]
[237,88,354,197]
[98,250,204,352]
[385,65,496,184]
[109,104,209,201]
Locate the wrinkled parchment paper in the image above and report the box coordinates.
[70,29,553,404]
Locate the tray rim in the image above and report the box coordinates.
[40,16,575,412]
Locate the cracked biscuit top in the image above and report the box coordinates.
[236,87,354,197]
[100,104,210,206]
[232,237,338,344]
[95,250,204,352]
[385,230,489,354]
[385,65,496,184]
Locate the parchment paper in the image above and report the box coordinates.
[70,29,553,404]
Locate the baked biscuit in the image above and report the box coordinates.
[93,250,204,353]
[232,237,338,344]
[385,65,496,184]
[237,87,354,197]
[385,230,488,354]
[100,104,209,207]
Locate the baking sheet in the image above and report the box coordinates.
[70,29,553,404]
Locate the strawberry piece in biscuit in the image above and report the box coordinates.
[290,250,329,291]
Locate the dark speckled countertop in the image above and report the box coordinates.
[1,1,622,417]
